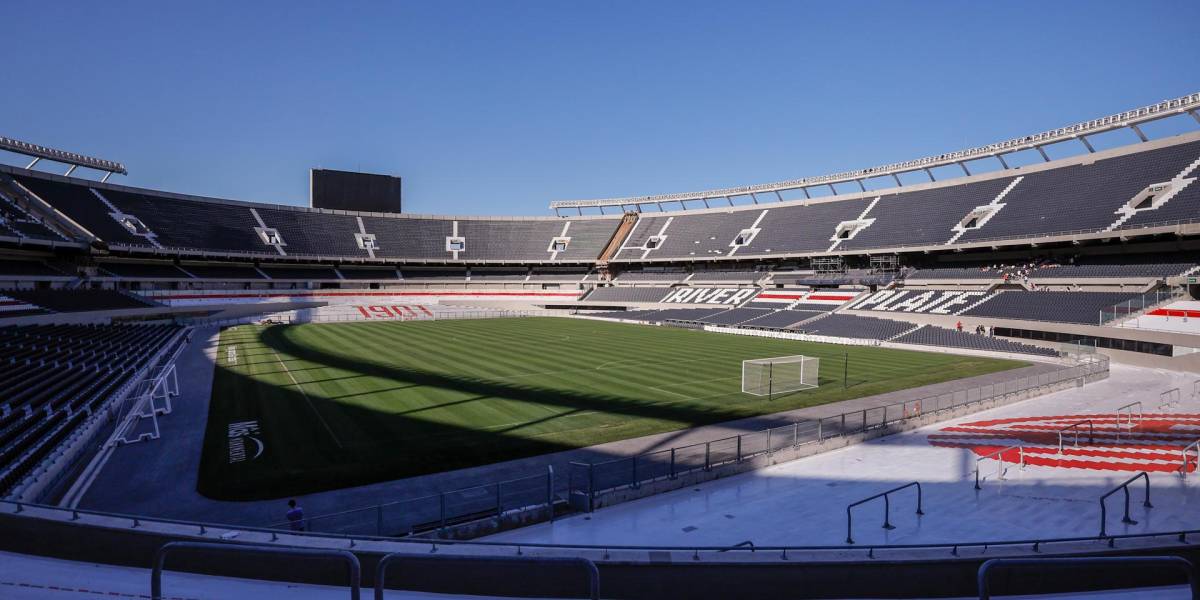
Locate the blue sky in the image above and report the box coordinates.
[3,1,1198,215]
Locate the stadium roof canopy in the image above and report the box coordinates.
[550,91,1200,216]
[0,135,127,181]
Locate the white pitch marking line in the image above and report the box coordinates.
[271,350,344,449]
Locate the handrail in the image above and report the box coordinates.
[1160,387,1182,411]
[846,481,923,544]
[374,554,598,600]
[977,556,1198,600]
[1115,401,1143,440]
[152,541,361,600]
[1057,419,1094,454]
[1099,471,1153,538]
[1181,440,1200,479]
[716,540,755,553]
[974,445,1024,490]
[8,499,1200,558]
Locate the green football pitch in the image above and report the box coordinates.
[199,317,1025,500]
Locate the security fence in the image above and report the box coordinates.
[568,355,1109,511]
[268,467,556,538]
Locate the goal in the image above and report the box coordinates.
[742,355,820,397]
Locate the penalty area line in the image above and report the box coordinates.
[271,350,344,449]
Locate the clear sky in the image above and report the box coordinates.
[3,1,1198,216]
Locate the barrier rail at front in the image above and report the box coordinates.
[977,556,1198,600]
[1181,440,1200,479]
[1057,419,1094,454]
[974,445,1024,490]
[1115,401,1143,440]
[374,554,599,600]
[846,481,923,544]
[151,541,362,600]
[1099,471,1153,538]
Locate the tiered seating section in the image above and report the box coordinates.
[0,323,180,494]
[6,135,1198,264]
[961,291,1140,325]
[895,326,1059,357]
[11,172,620,262]
[3,290,156,313]
[907,255,1197,282]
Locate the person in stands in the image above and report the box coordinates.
[956,321,963,332]
[286,499,305,532]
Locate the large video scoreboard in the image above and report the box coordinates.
[310,168,402,213]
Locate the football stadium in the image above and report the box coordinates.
[4,5,1200,599]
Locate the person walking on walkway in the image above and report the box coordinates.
[286,499,305,532]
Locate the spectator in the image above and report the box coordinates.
[956,321,963,332]
[286,499,305,532]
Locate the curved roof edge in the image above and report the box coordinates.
[551,92,1200,210]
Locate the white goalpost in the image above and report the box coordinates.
[742,355,820,397]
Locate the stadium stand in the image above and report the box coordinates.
[893,325,1060,357]
[10,175,145,245]
[400,268,467,281]
[839,178,1015,250]
[613,270,687,282]
[470,268,529,281]
[2,289,157,313]
[688,270,767,283]
[254,208,368,257]
[98,262,192,279]
[696,307,771,325]
[528,267,590,281]
[99,188,267,254]
[0,323,180,495]
[956,140,1200,242]
[738,309,823,329]
[178,264,264,279]
[904,266,1003,281]
[801,313,915,339]
[337,266,400,280]
[0,260,66,278]
[257,265,340,280]
[581,286,672,303]
[960,290,1143,324]
[0,294,49,318]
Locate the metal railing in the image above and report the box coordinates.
[977,556,1198,600]
[1057,419,1094,454]
[570,356,1108,507]
[1160,387,1182,411]
[846,482,923,544]
[974,445,1025,490]
[1099,287,1185,325]
[1115,401,1143,441]
[1181,440,1200,479]
[374,554,599,600]
[269,466,555,538]
[1099,472,1153,538]
[152,541,361,600]
[8,499,1200,564]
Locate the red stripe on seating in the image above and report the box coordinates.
[1148,308,1200,318]
[150,291,581,300]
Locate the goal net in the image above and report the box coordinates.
[742,355,820,396]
